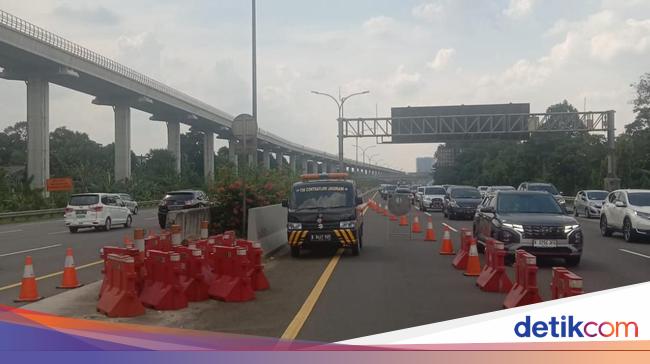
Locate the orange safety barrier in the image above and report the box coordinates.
[551,267,584,299]
[476,239,513,293]
[503,250,542,308]
[96,254,145,317]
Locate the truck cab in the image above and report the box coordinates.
[283,173,364,257]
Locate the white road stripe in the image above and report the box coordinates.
[442,222,458,233]
[619,249,650,259]
[47,230,69,235]
[0,243,62,257]
[0,229,23,234]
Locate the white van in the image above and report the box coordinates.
[64,193,132,233]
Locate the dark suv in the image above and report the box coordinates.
[443,186,482,220]
[473,191,583,266]
[282,173,364,257]
[158,190,209,228]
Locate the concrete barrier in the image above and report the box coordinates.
[165,207,211,240]
[247,204,287,255]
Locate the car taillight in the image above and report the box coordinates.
[91,206,103,212]
[64,208,73,213]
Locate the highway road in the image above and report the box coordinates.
[3,202,650,342]
[0,208,161,305]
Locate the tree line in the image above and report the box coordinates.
[434,73,650,196]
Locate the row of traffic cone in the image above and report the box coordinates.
[438,225,481,276]
[15,248,83,303]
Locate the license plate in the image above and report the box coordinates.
[533,239,557,248]
[310,234,331,242]
[75,210,86,217]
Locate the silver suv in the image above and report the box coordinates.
[600,189,650,242]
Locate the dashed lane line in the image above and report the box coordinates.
[619,249,650,259]
[0,229,23,235]
[0,259,103,292]
[0,243,62,258]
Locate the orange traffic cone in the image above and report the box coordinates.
[439,226,455,255]
[411,214,422,233]
[399,215,409,226]
[383,205,389,217]
[124,235,134,249]
[15,256,43,302]
[424,216,436,241]
[58,248,83,289]
[464,236,482,276]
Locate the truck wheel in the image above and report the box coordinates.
[290,246,300,258]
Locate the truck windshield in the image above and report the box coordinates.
[497,193,563,214]
[292,184,353,209]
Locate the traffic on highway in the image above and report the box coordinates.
[1,0,650,361]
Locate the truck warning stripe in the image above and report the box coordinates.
[333,229,345,243]
[289,231,298,245]
[300,230,308,242]
[342,229,356,242]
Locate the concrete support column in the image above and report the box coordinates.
[228,139,238,172]
[203,131,214,182]
[262,149,271,169]
[301,158,309,174]
[277,153,286,169]
[114,103,131,181]
[26,77,49,191]
[290,154,297,173]
[166,121,181,173]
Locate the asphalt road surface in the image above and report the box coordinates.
[0,208,161,305]
[3,202,650,343]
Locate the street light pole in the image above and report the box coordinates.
[311,89,369,172]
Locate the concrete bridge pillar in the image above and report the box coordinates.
[26,76,49,191]
[203,131,214,183]
[114,103,131,181]
[228,139,238,174]
[166,121,181,173]
[301,158,309,174]
[290,154,297,173]
[262,149,271,169]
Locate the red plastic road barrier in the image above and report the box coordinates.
[476,239,513,293]
[216,230,237,246]
[200,220,209,239]
[99,246,144,297]
[452,229,471,269]
[96,254,145,318]
[208,246,255,302]
[157,232,173,252]
[172,246,210,302]
[139,250,188,310]
[236,239,270,291]
[503,250,542,308]
[551,267,584,299]
[133,228,145,253]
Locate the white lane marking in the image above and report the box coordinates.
[442,222,458,233]
[47,230,69,235]
[619,249,650,259]
[0,243,62,257]
[0,229,23,234]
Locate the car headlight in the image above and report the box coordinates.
[564,224,580,233]
[634,211,650,220]
[449,200,458,207]
[557,198,566,204]
[287,222,302,230]
[424,196,432,201]
[502,222,524,233]
[340,220,356,229]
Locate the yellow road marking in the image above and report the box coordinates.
[281,248,344,340]
[0,259,103,292]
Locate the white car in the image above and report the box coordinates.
[573,190,608,218]
[420,185,447,211]
[119,193,139,215]
[64,193,133,233]
[600,189,650,242]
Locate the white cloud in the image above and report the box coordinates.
[386,65,422,95]
[503,0,536,19]
[362,16,396,36]
[411,2,445,22]
[427,48,456,70]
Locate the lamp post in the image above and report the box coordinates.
[311,89,369,172]
[353,144,376,164]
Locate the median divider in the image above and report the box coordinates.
[451,228,471,269]
[503,250,542,308]
[139,250,188,311]
[551,267,584,299]
[96,254,145,318]
[476,239,512,293]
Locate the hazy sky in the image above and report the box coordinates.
[1,0,649,172]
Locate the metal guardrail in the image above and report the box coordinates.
[0,200,159,221]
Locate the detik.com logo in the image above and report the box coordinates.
[514,315,638,338]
